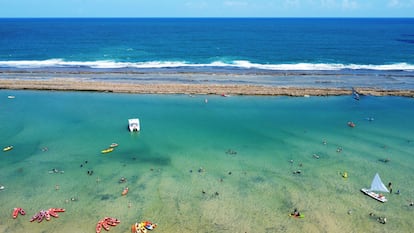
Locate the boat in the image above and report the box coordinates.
[128,118,140,132]
[361,173,389,203]
[101,148,114,154]
[12,207,26,219]
[3,146,13,152]
[110,143,118,148]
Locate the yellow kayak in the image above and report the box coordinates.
[3,146,13,152]
[101,147,114,154]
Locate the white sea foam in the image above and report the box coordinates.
[0,59,413,71]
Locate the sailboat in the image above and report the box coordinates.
[361,173,389,203]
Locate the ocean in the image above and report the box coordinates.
[1,18,414,233]
[0,18,414,89]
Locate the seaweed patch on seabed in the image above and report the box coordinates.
[213,223,229,232]
[137,183,147,191]
[129,152,171,166]
[251,176,266,183]
[143,156,171,166]
[99,194,115,201]
[266,225,288,233]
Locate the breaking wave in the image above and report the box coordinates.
[0,59,413,71]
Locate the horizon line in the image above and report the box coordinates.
[1,16,414,19]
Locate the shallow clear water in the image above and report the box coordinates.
[1,90,413,233]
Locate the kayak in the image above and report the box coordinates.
[101,148,114,154]
[289,214,305,218]
[3,146,13,152]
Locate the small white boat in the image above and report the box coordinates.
[361,173,389,203]
[128,118,140,132]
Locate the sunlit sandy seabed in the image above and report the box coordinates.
[1,90,413,233]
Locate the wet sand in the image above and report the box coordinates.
[1,78,414,97]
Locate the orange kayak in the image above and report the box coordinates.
[122,187,129,196]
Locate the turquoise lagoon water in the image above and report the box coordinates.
[1,90,414,233]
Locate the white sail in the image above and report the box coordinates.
[369,173,389,193]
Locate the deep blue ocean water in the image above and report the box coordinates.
[0,18,413,73]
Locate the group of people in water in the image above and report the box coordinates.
[369,213,387,224]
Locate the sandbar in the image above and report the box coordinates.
[1,78,414,97]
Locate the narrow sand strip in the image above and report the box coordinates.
[1,78,414,97]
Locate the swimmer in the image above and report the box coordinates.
[119,177,127,183]
[379,158,390,163]
[50,168,59,173]
[377,217,387,224]
[49,168,64,174]
[225,149,237,155]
